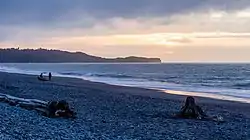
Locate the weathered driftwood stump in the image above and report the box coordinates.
[177,96,207,119]
[46,100,76,118]
[0,93,76,119]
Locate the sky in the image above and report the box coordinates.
[0,0,250,62]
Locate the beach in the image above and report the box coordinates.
[0,72,250,140]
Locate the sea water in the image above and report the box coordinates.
[1,63,250,102]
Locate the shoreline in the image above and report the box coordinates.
[55,75,250,104]
[2,71,250,105]
[160,89,250,104]
[0,72,250,139]
[1,71,250,112]
[1,64,249,104]
[1,64,250,104]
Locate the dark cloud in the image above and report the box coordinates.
[0,0,250,42]
[0,0,250,27]
[0,0,212,26]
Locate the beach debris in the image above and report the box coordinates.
[0,93,76,119]
[46,100,76,118]
[176,96,224,122]
[37,72,50,81]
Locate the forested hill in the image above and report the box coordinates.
[0,48,161,63]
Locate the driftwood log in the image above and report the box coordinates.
[0,93,76,119]
[176,96,224,122]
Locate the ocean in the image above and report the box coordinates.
[1,63,250,102]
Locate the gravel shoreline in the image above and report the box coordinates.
[0,72,250,140]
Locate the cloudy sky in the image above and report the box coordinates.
[1,0,250,62]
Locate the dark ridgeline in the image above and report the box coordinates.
[0,48,161,63]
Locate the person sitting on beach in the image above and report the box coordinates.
[175,96,224,122]
[49,72,52,81]
[39,73,43,78]
[38,72,51,81]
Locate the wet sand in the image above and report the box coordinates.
[0,72,250,140]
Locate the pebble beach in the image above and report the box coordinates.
[0,72,250,140]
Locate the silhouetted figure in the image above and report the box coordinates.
[40,73,43,78]
[49,72,52,81]
[38,73,49,81]
[176,96,224,122]
[177,96,207,119]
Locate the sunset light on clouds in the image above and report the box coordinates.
[1,0,250,62]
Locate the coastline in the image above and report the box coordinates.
[0,72,250,139]
[1,63,250,104]
[2,63,250,104]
